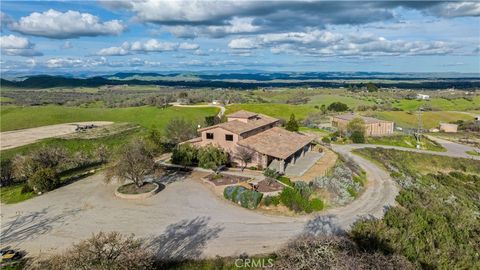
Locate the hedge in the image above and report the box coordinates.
[223,185,263,209]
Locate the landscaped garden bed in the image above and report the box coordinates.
[254,179,284,193]
[205,173,250,186]
[115,182,161,199]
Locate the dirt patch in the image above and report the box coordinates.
[205,173,250,186]
[117,183,157,194]
[294,146,338,182]
[61,123,138,140]
[0,121,113,150]
[255,179,284,193]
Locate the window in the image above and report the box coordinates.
[225,134,234,141]
[206,132,214,139]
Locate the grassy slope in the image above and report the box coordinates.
[0,105,218,131]
[226,103,315,120]
[393,96,480,111]
[373,111,473,129]
[307,94,374,108]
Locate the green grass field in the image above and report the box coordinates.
[0,183,36,204]
[226,103,316,120]
[307,94,374,108]
[366,135,445,151]
[394,96,480,111]
[0,105,219,131]
[373,111,473,129]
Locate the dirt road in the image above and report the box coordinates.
[0,122,113,150]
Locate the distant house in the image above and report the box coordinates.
[331,114,394,136]
[416,94,430,100]
[211,100,222,105]
[187,110,314,173]
[439,123,458,133]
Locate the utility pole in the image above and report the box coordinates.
[415,108,423,149]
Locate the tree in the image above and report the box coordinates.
[285,114,299,132]
[164,118,198,145]
[171,143,198,167]
[320,104,327,115]
[106,139,155,188]
[145,125,165,153]
[366,82,379,92]
[347,117,366,143]
[39,232,153,270]
[327,102,349,112]
[12,146,68,182]
[236,146,255,171]
[0,159,14,186]
[197,145,229,170]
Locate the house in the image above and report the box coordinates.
[189,110,315,173]
[416,94,430,100]
[331,114,394,136]
[176,98,190,105]
[439,123,458,133]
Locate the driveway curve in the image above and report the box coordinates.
[2,138,472,259]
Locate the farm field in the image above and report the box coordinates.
[0,105,218,131]
[365,135,445,151]
[372,111,473,129]
[393,96,480,111]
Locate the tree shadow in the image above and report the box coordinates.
[303,214,345,236]
[1,207,82,244]
[146,216,223,262]
[149,167,194,186]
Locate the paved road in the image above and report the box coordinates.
[1,137,475,259]
[0,122,113,150]
[170,103,225,118]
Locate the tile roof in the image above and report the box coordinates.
[333,114,392,124]
[227,110,258,119]
[199,114,279,135]
[238,127,314,159]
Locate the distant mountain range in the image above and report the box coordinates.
[1,72,479,89]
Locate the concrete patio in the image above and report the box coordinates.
[284,151,324,177]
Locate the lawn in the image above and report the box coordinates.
[0,105,219,131]
[307,94,374,109]
[0,183,36,204]
[226,103,315,120]
[393,96,480,111]
[372,111,473,129]
[366,134,445,151]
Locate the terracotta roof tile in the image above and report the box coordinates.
[227,110,258,119]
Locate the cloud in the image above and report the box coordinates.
[61,41,73,49]
[44,57,108,68]
[0,34,42,56]
[96,39,200,56]
[103,1,479,38]
[1,11,13,30]
[9,9,124,39]
[229,30,456,57]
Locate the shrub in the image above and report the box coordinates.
[264,168,280,179]
[350,131,365,143]
[278,176,293,186]
[294,181,313,200]
[280,187,312,213]
[0,159,14,186]
[321,137,331,144]
[197,145,228,170]
[239,190,263,209]
[223,186,247,203]
[171,143,198,167]
[263,195,280,206]
[37,232,154,270]
[327,102,349,112]
[28,168,60,192]
[285,114,299,132]
[313,165,361,206]
[310,198,324,211]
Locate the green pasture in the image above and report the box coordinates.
[226,103,315,120]
[373,111,473,129]
[394,96,480,111]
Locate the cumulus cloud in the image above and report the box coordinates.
[9,9,124,39]
[0,34,42,56]
[96,39,200,56]
[102,1,479,38]
[44,57,108,68]
[229,30,456,57]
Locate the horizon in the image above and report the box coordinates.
[1,1,480,74]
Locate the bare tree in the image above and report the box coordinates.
[164,117,197,145]
[105,139,155,188]
[236,147,255,171]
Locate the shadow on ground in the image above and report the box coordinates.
[1,207,82,244]
[146,216,223,261]
[303,215,345,236]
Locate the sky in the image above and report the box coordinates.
[1,0,479,75]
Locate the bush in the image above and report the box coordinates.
[327,102,349,112]
[263,195,280,206]
[350,131,365,143]
[36,232,154,270]
[278,176,293,186]
[0,159,14,186]
[310,198,324,211]
[239,190,263,209]
[223,186,247,203]
[197,146,228,170]
[294,181,313,200]
[263,168,280,179]
[279,187,312,213]
[171,143,198,167]
[321,137,331,144]
[28,168,60,192]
